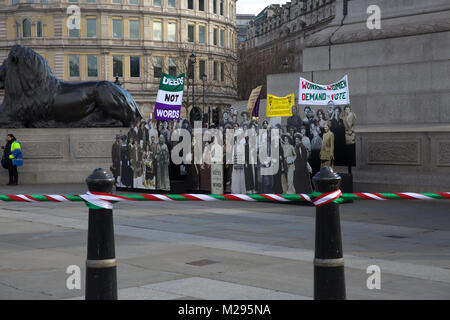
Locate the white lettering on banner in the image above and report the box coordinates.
[162,76,184,86]
[156,109,180,119]
[156,90,184,106]
[299,75,350,106]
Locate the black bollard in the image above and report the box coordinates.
[312,166,346,300]
[85,168,117,300]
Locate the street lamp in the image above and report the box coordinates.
[201,73,208,126]
[189,51,196,117]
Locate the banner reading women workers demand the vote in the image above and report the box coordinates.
[299,75,350,105]
[154,73,185,121]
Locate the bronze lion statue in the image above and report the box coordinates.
[0,44,142,127]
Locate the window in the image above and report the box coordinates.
[220,62,225,82]
[112,0,122,4]
[129,20,140,39]
[198,25,205,44]
[69,55,80,77]
[199,60,206,79]
[129,0,139,4]
[112,19,123,39]
[130,56,140,78]
[40,0,49,2]
[199,0,204,11]
[86,0,96,3]
[153,0,161,6]
[153,21,162,40]
[220,29,224,47]
[213,28,218,45]
[37,21,43,37]
[153,57,163,78]
[168,57,177,77]
[69,26,80,38]
[68,0,78,2]
[86,18,97,38]
[220,0,224,15]
[213,61,218,80]
[168,0,176,8]
[187,25,195,43]
[113,55,123,77]
[188,0,193,10]
[22,19,31,38]
[213,0,217,14]
[12,0,20,3]
[168,22,176,42]
[87,55,98,77]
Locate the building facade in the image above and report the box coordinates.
[244,0,336,72]
[235,13,253,45]
[0,0,238,119]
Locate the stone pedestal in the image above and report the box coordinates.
[0,128,125,184]
[354,124,450,192]
[266,0,450,192]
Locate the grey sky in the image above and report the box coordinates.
[237,0,284,15]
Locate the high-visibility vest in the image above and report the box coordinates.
[9,141,23,166]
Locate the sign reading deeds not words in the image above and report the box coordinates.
[299,75,350,105]
[154,73,185,121]
[266,93,295,117]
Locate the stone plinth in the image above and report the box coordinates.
[354,124,450,192]
[0,128,125,184]
[266,0,450,192]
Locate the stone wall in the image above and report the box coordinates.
[355,125,450,192]
[0,128,122,184]
[267,0,450,192]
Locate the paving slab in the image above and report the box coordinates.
[141,277,310,300]
[0,183,449,299]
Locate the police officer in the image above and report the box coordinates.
[3,134,22,185]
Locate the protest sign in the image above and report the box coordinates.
[154,73,185,121]
[266,93,295,117]
[299,75,350,105]
[247,85,263,118]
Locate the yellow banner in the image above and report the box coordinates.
[266,94,295,117]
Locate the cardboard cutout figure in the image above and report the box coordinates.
[156,135,170,191]
[342,105,357,167]
[320,122,335,168]
[293,133,313,194]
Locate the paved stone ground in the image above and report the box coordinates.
[0,183,449,300]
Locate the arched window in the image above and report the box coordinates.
[22,19,31,38]
[37,21,43,37]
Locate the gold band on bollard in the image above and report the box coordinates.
[314,258,344,267]
[86,259,117,269]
